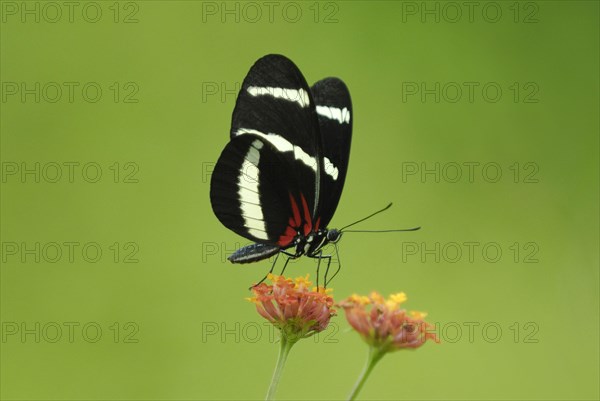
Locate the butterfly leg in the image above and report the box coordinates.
[310,251,332,290]
[315,252,322,289]
[249,251,280,289]
[278,255,292,276]
[325,243,342,287]
[321,254,333,289]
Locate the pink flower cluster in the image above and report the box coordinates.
[249,274,336,339]
[340,292,439,351]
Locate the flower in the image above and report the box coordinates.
[248,274,336,341]
[249,274,336,400]
[340,291,439,352]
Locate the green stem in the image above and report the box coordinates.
[266,333,296,400]
[347,346,386,401]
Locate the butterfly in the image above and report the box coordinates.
[209,54,353,286]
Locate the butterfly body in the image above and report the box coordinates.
[210,54,352,274]
[228,224,342,264]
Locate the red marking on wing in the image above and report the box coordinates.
[300,193,312,236]
[278,225,296,247]
[289,193,301,227]
[278,193,302,247]
[277,192,315,247]
[314,217,321,231]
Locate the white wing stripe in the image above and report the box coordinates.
[316,105,351,124]
[247,86,310,108]
[234,128,338,181]
[237,139,268,240]
[324,157,339,180]
[244,217,267,232]
[238,186,260,205]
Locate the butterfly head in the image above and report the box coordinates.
[326,228,342,243]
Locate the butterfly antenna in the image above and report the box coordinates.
[339,203,421,233]
[339,203,392,231]
[343,228,421,233]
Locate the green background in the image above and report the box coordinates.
[1,1,598,400]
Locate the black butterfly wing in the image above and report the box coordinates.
[230,54,323,219]
[210,134,291,244]
[311,78,353,229]
[210,55,323,251]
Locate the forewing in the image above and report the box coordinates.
[311,77,353,228]
[230,54,322,217]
